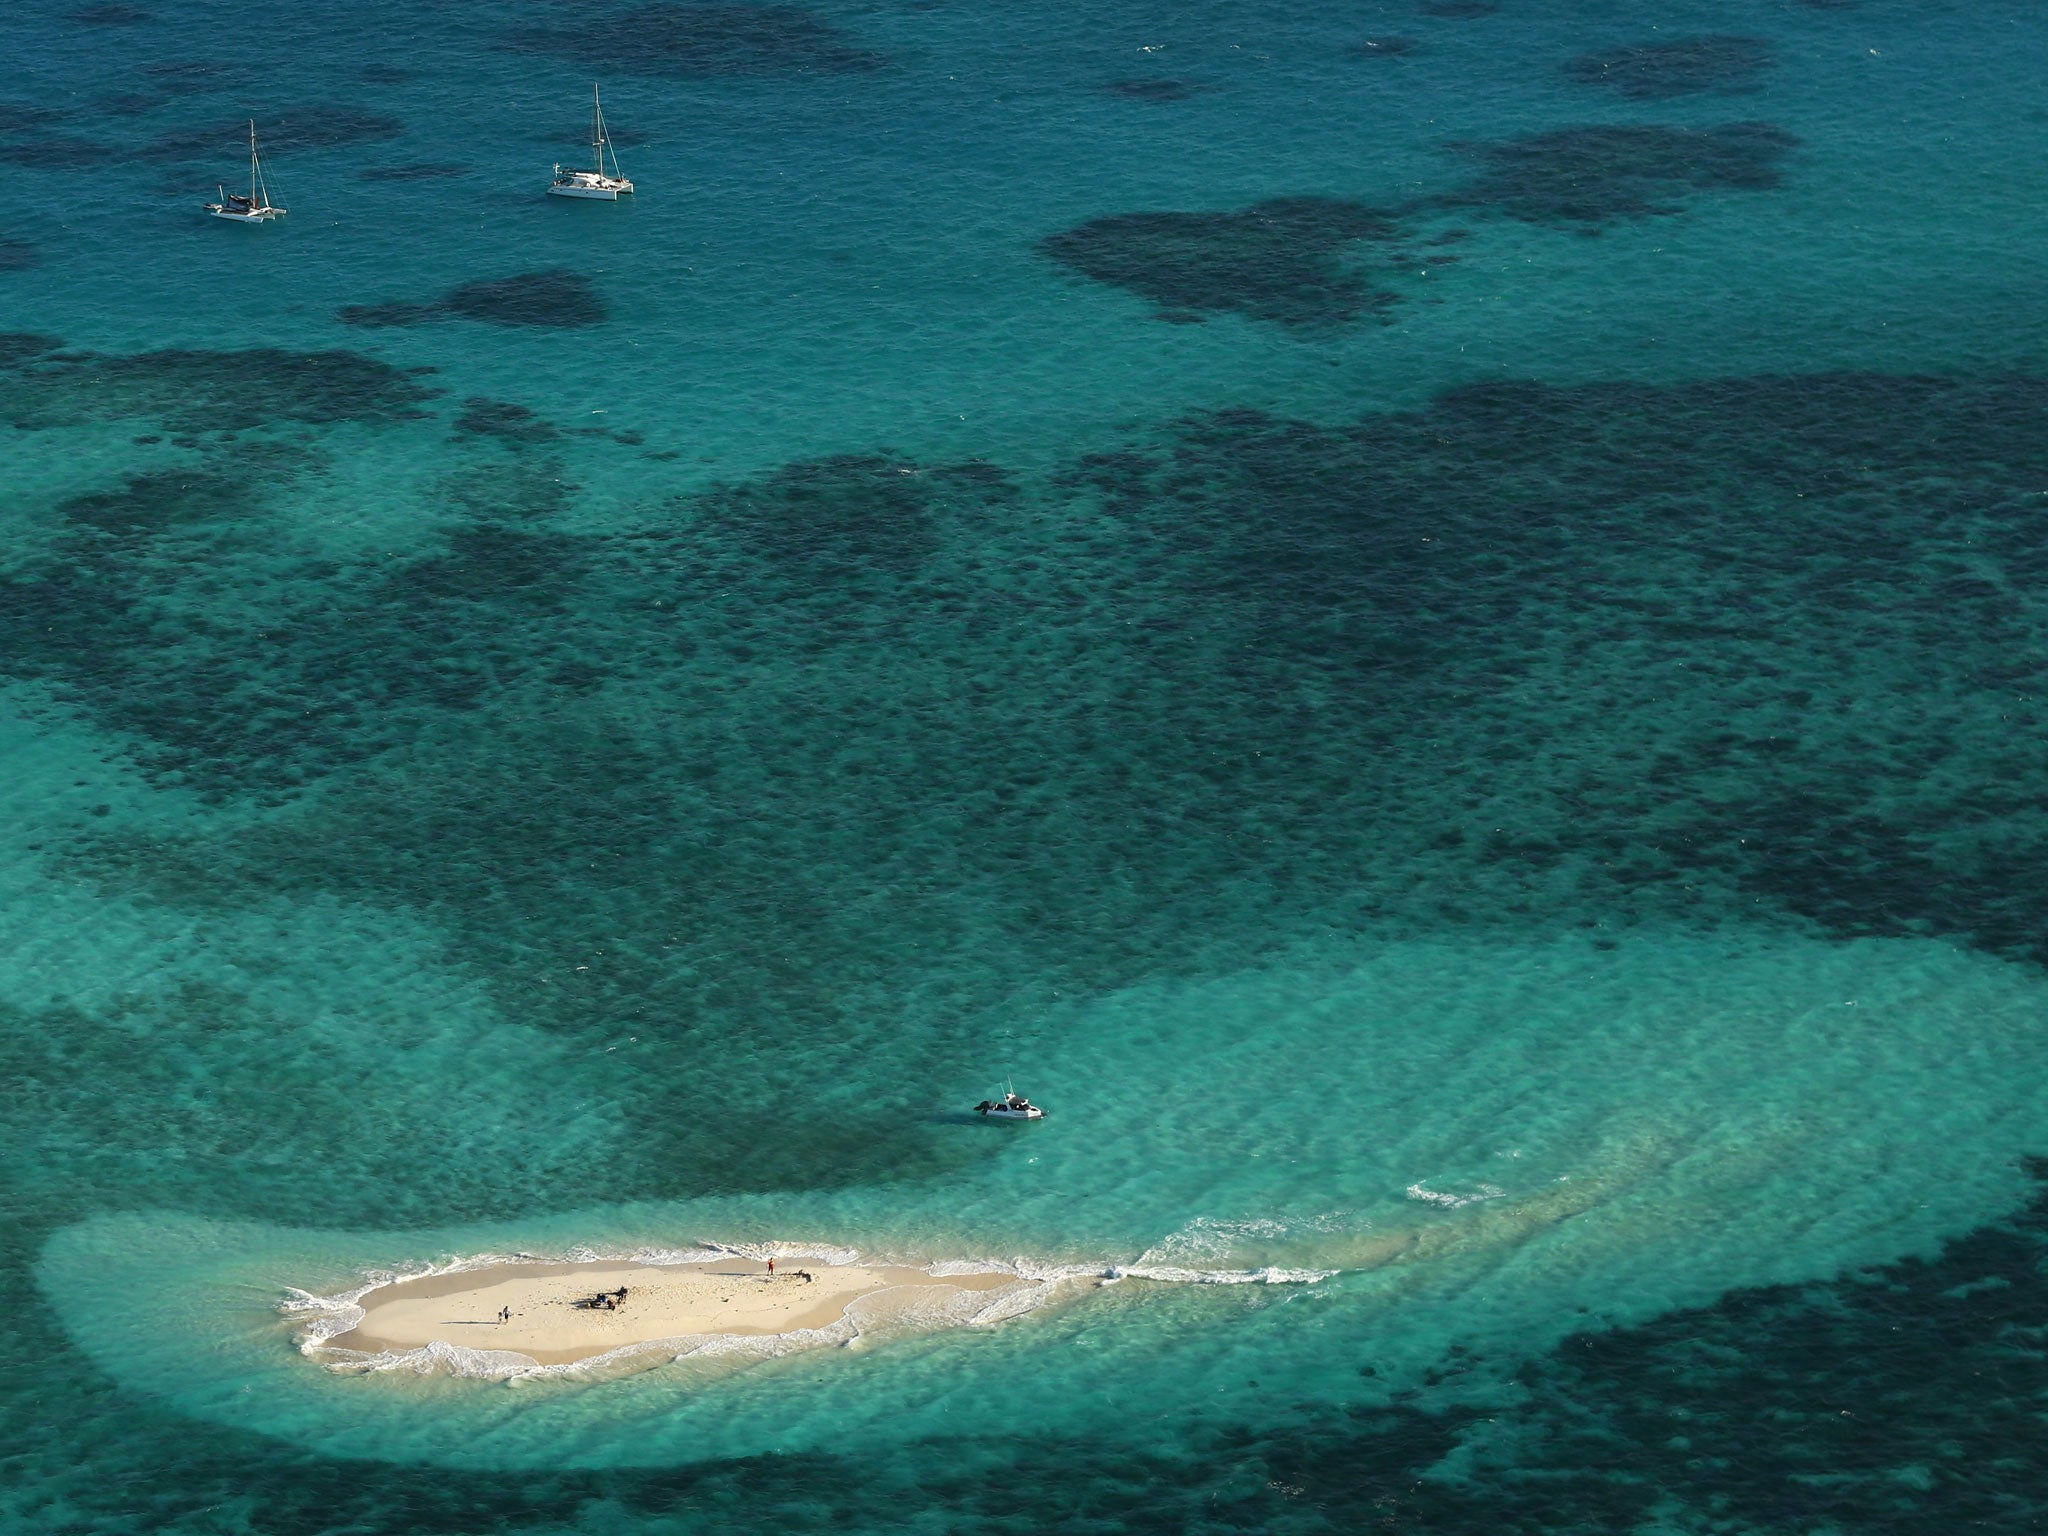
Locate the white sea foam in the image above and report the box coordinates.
[1115,1263,1336,1284]
[1405,1181,1507,1209]
[1126,1211,1356,1283]
[279,1249,535,1348]
[1144,1215,1294,1265]
[684,1238,864,1267]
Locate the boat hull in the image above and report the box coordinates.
[548,180,632,200]
[980,1107,1044,1120]
[207,205,284,221]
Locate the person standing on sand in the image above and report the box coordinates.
[767,1258,774,1275]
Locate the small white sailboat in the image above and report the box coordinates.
[549,84,634,200]
[205,120,286,222]
[974,1085,1046,1120]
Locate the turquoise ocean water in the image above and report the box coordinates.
[7,0,2048,1529]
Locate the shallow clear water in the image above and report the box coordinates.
[5,0,2048,1530]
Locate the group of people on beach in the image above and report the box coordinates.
[765,1259,815,1283]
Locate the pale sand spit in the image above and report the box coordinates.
[323,1259,1020,1366]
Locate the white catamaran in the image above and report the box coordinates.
[206,120,286,222]
[549,84,634,200]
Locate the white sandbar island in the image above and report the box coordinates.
[322,1258,1021,1366]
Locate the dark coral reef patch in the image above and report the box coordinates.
[0,333,61,363]
[385,521,590,609]
[504,3,887,77]
[41,367,2048,967]
[341,270,608,329]
[93,91,167,116]
[1044,119,1796,327]
[0,238,39,270]
[454,397,561,445]
[142,105,403,160]
[0,342,437,430]
[1565,35,1773,99]
[444,271,607,326]
[1104,78,1208,102]
[335,301,441,328]
[1041,197,1403,329]
[697,453,947,580]
[356,162,471,181]
[0,138,117,170]
[139,59,247,93]
[56,463,272,551]
[1444,121,1797,225]
[0,103,60,133]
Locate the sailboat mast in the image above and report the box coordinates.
[248,119,257,203]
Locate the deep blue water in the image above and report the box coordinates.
[6,0,2048,1530]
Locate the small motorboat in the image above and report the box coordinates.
[206,120,286,221]
[974,1091,1045,1121]
[549,83,634,200]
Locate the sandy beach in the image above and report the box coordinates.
[323,1258,1021,1365]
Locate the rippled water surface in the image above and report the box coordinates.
[5,0,2048,1530]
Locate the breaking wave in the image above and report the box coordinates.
[1406,1181,1507,1209]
